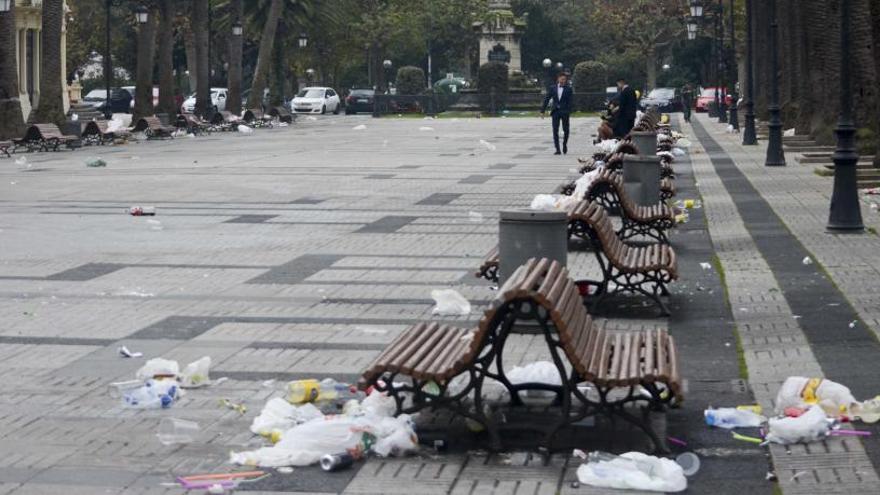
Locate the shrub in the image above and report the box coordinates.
[396,66,426,95]
[477,62,509,114]
[573,61,608,93]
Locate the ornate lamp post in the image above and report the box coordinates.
[231,21,242,37]
[686,17,698,41]
[827,0,863,232]
[542,58,553,87]
[742,0,757,144]
[764,0,785,166]
[298,32,309,49]
[727,0,738,130]
[382,59,392,94]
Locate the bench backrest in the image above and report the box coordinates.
[25,124,63,141]
[569,201,628,267]
[243,108,263,121]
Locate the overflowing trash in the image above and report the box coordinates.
[430,289,471,316]
[576,451,687,492]
[775,376,858,418]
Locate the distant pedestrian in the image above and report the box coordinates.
[682,84,694,123]
[611,77,638,138]
[541,72,573,155]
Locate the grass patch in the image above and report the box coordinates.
[711,254,749,379]
[867,226,877,236]
[813,167,834,177]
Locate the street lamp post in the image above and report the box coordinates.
[686,17,698,41]
[542,58,552,88]
[727,0,738,130]
[827,0,863,232]
[298,32,309,49]
[382,59,392,94]
[742,0,757,145]
[764,0,785,166]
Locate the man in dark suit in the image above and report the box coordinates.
[541,72,573,155]
[612,77,638,138]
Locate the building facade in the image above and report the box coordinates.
[12,0,69,121]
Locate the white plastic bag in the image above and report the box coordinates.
[530,194,559,211]
[360,391,396,417]
[572,170,601,200]
[775,377,858,417]
[577,451,687,492]
[237,124,254,134]
[766,405,832,445]
[431,289,471,316]
[352,124,367,130]
[371,415,418,457]
[595,139,619,154]
[135,358,180,381]
[507,361,562,387]
[179,356,211,388]
[251,398,323,436]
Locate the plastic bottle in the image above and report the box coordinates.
[704,407,765,429]
[286,379,359,404]
[123,379,177,409]
[854,396,880,424]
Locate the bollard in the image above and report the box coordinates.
[622,155,661,206]
[498,210,568,286]
[630,130,657,156]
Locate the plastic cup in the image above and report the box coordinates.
[675,452,700,476]
[157,418,200,445]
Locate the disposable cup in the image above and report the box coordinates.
[157,418,200,445]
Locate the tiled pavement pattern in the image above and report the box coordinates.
[687,114,880,493]
[0,112,859,494]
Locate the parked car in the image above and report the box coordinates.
[695,87,734,112]
[95,87,133,114]
[344,88,375,115]
[291,87,341,114]
[639,87,682,112]
[181,88,229,114]
[122,86,160,110]
[81,89,108,109]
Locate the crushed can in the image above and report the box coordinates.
[320,453,354,472]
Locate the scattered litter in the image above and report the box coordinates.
[306,116,317,121]
[468,211,484,222]
[118,345,143,358]
[128,206,156,216]
[356,325,389,335]
[594,139,620,154]
[775,376,858,417]
[262,379,276,388]
[704,407,766,428]
[237,124,254,134]
[220,398,248,415]
[674,452,700,476]
[731,432,763,444]
[765,472,777,481]
[14,156,27,167]
[726,124,737,134]
[352,124,367,131]
[124,378,179,409]
[136,358,180,380]
[157,417,200,444]
[251,397,323,437]
[85,158,107,168]
[277,466,294,474]
[431,289,471,316]
[790,471,808,482]
[855,396,880,423]
[320,453,355,472]
[802,256,813,265]
[529,194,577,211]
[572,449,588,459]
[174,471,266,491]
[576,451,687,492]
[675,199,702,210]
[783,128,796,137]
[672,147,686,156]
[737,405,763,414]
[667,436,687,447]
[849,320,857,328]
[71,113,79,122]
[829,428,871,437]
[479,139,496,151]
[418,126,434,132]
[180,356,211,388]
[766,405,833,445]
[700,262,712,270]
[146,219,163,231]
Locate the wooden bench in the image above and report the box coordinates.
[13,124,78,152]
[242,108,273,128]
[81,120,130,145]
[361,257,683,452]
[176,114,211,136]
[0,141,11,157]
[569,201,677,316]
[269,106,295,124]
[474,245,500,282]
[132,115,176,139]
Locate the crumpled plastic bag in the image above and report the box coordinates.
[775,377,858,417]
[530,194,578,211]
[431,289,471,316]
[577,451,687,492]
[136,358,180,381]
[766,405,832,445]
[676,138,692,148]
[507,361,562,387]
[251,398,323,436]
[571,169,601,200]
[360,390,397,417]
[230,413,417,467]
[672,147,686,156]
[180,356,211,388]
[237,124,254,134]
[594,139,620,155]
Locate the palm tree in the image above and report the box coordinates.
[156,0,177,115]
[193,0,211,117]
[35,0,66,126]
[246,0,284,109]
[134,5,159,120]
[227,0,244,115]
[0,2,25,139]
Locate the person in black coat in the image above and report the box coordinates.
[612,77,638,138]
[541,72,574,155]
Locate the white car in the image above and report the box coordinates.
[181,88,228,114]
[291,87,340,114]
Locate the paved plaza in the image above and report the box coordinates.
[0,114,879,494]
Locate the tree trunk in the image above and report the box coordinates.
[794,1,813,134]
[183,28,198,95]
[0,4,26,139]
[134,8,158,120]
[192,0,211,117]
[270,24,287,107]
[35,0,66,126]
[247,0,284,109]
[871,0,880,166]
[808,0,840,144]
[226,0,243,116]
[852,0,878,152]
[156,0,177,116]
[645,47,657,91]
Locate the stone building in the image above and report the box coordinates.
[12,0,69,121]
[473,0,526,74]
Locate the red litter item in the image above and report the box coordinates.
[784,406,807,418]
[128,206,156,216]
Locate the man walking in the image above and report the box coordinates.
[612,77,638,138]
[541,72,573,155]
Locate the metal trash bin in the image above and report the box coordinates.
[498,209,568,285]
[630,131,657,156]
[623,155,661,206]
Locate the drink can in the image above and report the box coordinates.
[320,453,354,472]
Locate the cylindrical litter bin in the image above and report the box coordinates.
[622,155,661,206]
[630,131,657,156]
[498,209,568,285]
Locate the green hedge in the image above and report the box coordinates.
[477,62,509,113]
[573,61,608,93]
[396,66,425,95]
